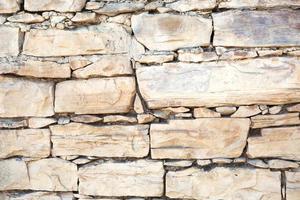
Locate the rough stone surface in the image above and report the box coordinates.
[95,2,144,16]
[0,119,27,129]
[250,113,300,128]
[219,0,300,8]
[286,171,300,200]
[25,0,87,12]
[0,26,21,57]
[166,0,216,12]
[0,0,20,13]
[0,192,74,200]
[231,105,261,118]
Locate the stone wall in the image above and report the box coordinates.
[0,0,300,200]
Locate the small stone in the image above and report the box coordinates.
[196,159,212,166]
[175,113,192,118]
[0,0,20,14]
[251,113,300,128]
[219,49,258,60]
[152,110,171,119]
[166,0,216,12]
[71,12,97,23]
[0,118,27,128]
[247,159,269,168]
[107,14,131,26]
[257,49,283,57]
[231,105,261,118]
[69,58,92,70]
[162,107,190,114]
[134,94,144,114]
[216,106,237,115]
[178,51,218,62]
[71,115,103,123]
[135,52,175,64]
[85,2,105,10]
[72,158,91,165]
[95,2,144,16]
[103,115,137,123]
[58,117,70,125]
[233,157,246,163]
[157,6,172,13]
[7,12,45,23]
[268,159,299,169]
[193,107,221,118]
[137,114,156,124]
[164,160,193,167]
[287,104,300,112]
[25,0,87,12]
[212,158,232,164]
[269,106,282,114]
[28,117,57,128]
[288,50,300,56]
[145,1,163,11]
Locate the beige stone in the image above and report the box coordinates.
[103,115,137,123]
[247,126,300,160]
[193,107,221,118]
[69,59,92,70]
[0,192,74,200]
[28,117,57,128]
[162,107,190,114]
[132,13,212,51]
[0,119,27,129]
[79,160,164,196]
[247,159,269,168]
[216,106,237,115]
[268,159,299,169]
[85,2,104,10]
[178,51,218,62]
[134,94,144,114]
[0,0,20,13]
[287,103,300,112]
[150,118,250,159]
[71,12,97,23]
[212,158,232,164]
[231,105,261,118]
[55,77,135,114]
[164,160,193,167]
[50,123,149,157]
[219,49,258,60]
[166,0,216,12]
[257,49,283,57]
[269,106,282,114]
[286,171,300,200]
[0,76,54,117]
[71,115,102,123]
[219,0,300,8]
[196,159,211,166]
[135,52,175,64]
[0,26,21,57]
[251,113,300,128]
[95,2,144,16]
[25,0,86,12]
[7,12,44,23]
[137,114,156,124]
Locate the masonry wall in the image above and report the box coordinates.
[0,0,300,200]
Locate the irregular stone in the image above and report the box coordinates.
[196,159,212,166]
[233,157,246,163]
[166,0,216,12]
[71,12,97,23]
[193,107,221,118]
[145,1,163,11]
[132,13,212,51]
[247,159,269,168]
[257,49,283,57]
[286,171,300,200]
[268,159,299,169]
[85,1,105,10]
[247,126,300,160]
[175,113,192,118]
[0,192,74,200]
[231,105,261,118]
[79,160,164,196]
[213,10,300,47]
[71,115,103,123]
[72,158,91,165]
[212,158,232,164]
[287,103,300,112]
[58,117,70,125]
[219,49,258,60]
[135,52,175,64]
[219,0,300,8]
[72,55,132,78]
[0,76,54,117]
[150,118,250,159]
[137,114,156,124]
[103,115,137,123]
[50,123,149,157]
[269,106,282,114]
[137,57,300,108]
[24,0,87,12]
[164,160,193,167]
[152,110,171,119]
[178,51,218,62]
[7,12,45,23]
[0,26,21,57]
[166,167,281,200]
[134,94,144,114]
[69,58,92,70]
[55,77,135,114]
[28,117,56,128]
[251,113,300,128]
[0,118,27,128]
[162,107,190,114]
[0,0,20,13]
[215,106,237,115]
[95,2,144,16]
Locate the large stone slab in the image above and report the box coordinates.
[247,126,300,160]
[150,118,250,159]
[24,0,86,12]
[251,113,300,128]
[55,77,135,114]
[0,0,20,13]
[0,26,21,57]
[50,123,149,157]
[286,171,300,200]
[78,160,164,196]
[136,57,300,108]
[166,167,281,200]
[213,10,300,47]
[219,0,300,8]
[0,76,54,117]
[132,13,212,51]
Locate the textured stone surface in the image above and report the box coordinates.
[0,26,21,57]
[286,171,300,200]
[7,13,45,23]
[219,0,300,8]
[0,119,27,129]
[150,118,250,159]
[132,13,212,51]
[251,113,300,128]
[28,117,57,128]
[231,105,261,118]
[25,0,86,12]
[95,2,144,16]
[55,77,135,114]
[0,0,20,13]
[0,192,74,200]
[193,107,221,118]
[166,0,216,11]
[78,160,164,196]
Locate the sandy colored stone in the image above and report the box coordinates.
[0,76,54,117]
[258,49,283,57]
[0,26,21,57]
[166,0,216,11]
[0,119,27,129]
[287,103,300,112]
[71,115,102,123]
[135,52,175,64]
[193,107,221,118]
[213,10,300,47]
[103,115,137,123]
[247,126,300,160]
[69,59,92,70]
[95,2,144,16]
[85,2,104,10]
[71,12,96,23]
[166,167,281,200]
[0,192,74,200]
[216,106,237,115]
[219,49,258,60]
[25,0,86,12]
[137,57,300,108]
[247,159,269,168]
[134,94,144,114]
[150,118,250,159]
[162,107,190,114]
[50,123,149,157]
[79,160,164,196]
[7,12,44,23]
[28,117,57,128]
[178,51,218,62]
[55,77,135,114]
[251,113,300,128]
[164,160,193,167]
[132,13,212,51]
[219,0,300,8]
[269,106,282,114]
[0,0,20,13]
[268,159,299,169]
[286,171,300,200]
[137,114,156,124]
[212,158,232,164]
[231,105,261,118]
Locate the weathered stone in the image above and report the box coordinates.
[219,49,258,60]
[193,107,221,118]
[233,157,246,163]
[69,58,92,70]
[134,94,144,114]
[162,107,190,114]
[137,114,156,124]
[212,158,232,164]
[95,2,144,16]
[268,159,299,169]
[55,77,135,114]
[175,113,192,118]
[150,118,250,159]
[166,0,216,12]
[286,171,300,200]
[28,117,57,128]
[247,159,269,168]
[0,26,21,57]
[103,115,137,123]
[257,49,283,57]
[0,76,54,117]
[145,1,163,11]
[135,52,175,64]
[137,57,300,108]
[58,117,70,125]
[79,160,164,196]
[213,10,300,47]
[50,123,149,157]
[0,119,27,129]
[25,0,87,12]
[287,104,300,112]
[71,12,97,23]
[231,105,261,118]
[164,160,193,167]
[247,126,300,160]
[132,13,212,51]
[0,0,20,13]
[85,1,104,10]
[178,51,218,62]
[166,167,281,200]
[269,106,282,114]
[107,14,131,26]
[71,115,102,123]
[196,159,212,166]
[215,106,237,115]
[251,113,300,128]
[7,12,45,23]
[219,0,300,8]
[0,192,74,200]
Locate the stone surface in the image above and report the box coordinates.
[25,0,86,12]
[71,115,102,123]
[137,57,300,108]
[135,52,175,64]
[132,13,212,51]
[164,160,193,167]
[231,105,261,118]
[137,114,156,124]
[247,126,300,160]
[268,159,299,169]
[71,12,96,23]
[286,171,300,200]
[219,0,300,8]
[0,26,21,57]
[134,94,144,114]
[196,159,211,166]
[0,119,27,129]
[150,118,250,159]
[50,123,149,157]
[247,159,269,168]
[219,49,258,60]
[0,76,54,117]
[178,51,218,62]
[0,0,20,13]
[216,106,237,115]
[7,12,44,23]
[287,104,300,112]
[103,115,137,123]
[193,107,221,118]
[213,10,300,47]
[0,192,74,200]
[78,160,164,196]
[55,77,135,114]
[250,113,300,128]
[166,0,216,12]
[28,117,57,128]
[69,58,92,70]
[95,2,144,16]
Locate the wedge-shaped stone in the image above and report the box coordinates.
[23,23,144,57]
[251,113,300,128]
[150,118,250,159]
[0,76,54,117]
[50,123,149,157]
[219,0,300,8]
[247,126,300,160]
[137,57,300,108]
[166,0,216,12]
[286,171,300,200]
[0,0,20,13]
[24,0,86,12]
[0,192,74,200]
[132,13,212,51]
[55,77,135,114]
[213,10,300,47]
[166,167,281,200]
[0,26,21,57]
[0,129,50,159]
[79,160,164,196]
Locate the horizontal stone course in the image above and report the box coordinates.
[24,0,87,12]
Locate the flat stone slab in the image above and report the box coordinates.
[0,26,21,57]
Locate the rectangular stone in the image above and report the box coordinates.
[251,113,300,128]
[0,129,50,159]
[247,126,300,160]
[286,171,300,200]
[24,0,86,12]
[213,10,300,47]
[50,123,149,157]
[0,0,20,13]
[0,76,54,117]
[78,160,164,196]
[0,192,74,200]
[166,167,281,200]
[55,77,135,114]
[150,118,250,159]
[219,0,300,9]
[137,57,300,108]
[0,26,21,57]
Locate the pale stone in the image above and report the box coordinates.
[55,77,135,114]
[132,13,212,51]
[0,119,27,129]
[25,0,87,12]
[196,159,211,166]
[134,94,144,114]
[166,167,281,200]
[28,117,57,128]
[150,118,250,159]
[72,158,91,165]
[257,49,283,57]
[178,51,218,62]
[58,117,70,125]
[152,110,171,119]
[162,107,190,114]
[288,50,300,56]
[135,52,175,64]
[0,0,20,13]
[7,13,45,23]
[231,105,261,118]
[175,113,192,118]
[0,192,74,200]
[233,157,246,163]
[247,126,300,160]
[219,0,300,8]
[103,115,137,123]
[164,160,193,167]
[166,0,216,12]
[0,76,54,117]
[268,159,299,169]
[251,113,300,128]
[50,123,149,157]
[79,160,164,196]
[247,159,269,168]
[219,49,258,60]
[286,171,300,200]
[95,2,144,16]
[72,55,132,78]
[71,115,103,123]
[193,107,221,118]
[137,114,156,124]
[269,106,282,114]
[213,10,300,47]
[145,1,163,10]
[107,14,131,26]
[212,158,232,164]
[216,106,237,115]
[0,26,21,57]
[86,2,104,10]
[287,103,300,112]
[137,57,300,108]
[69,59,92,70]
[71,12,97,23]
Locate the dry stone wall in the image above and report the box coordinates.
[0,0,300,200]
